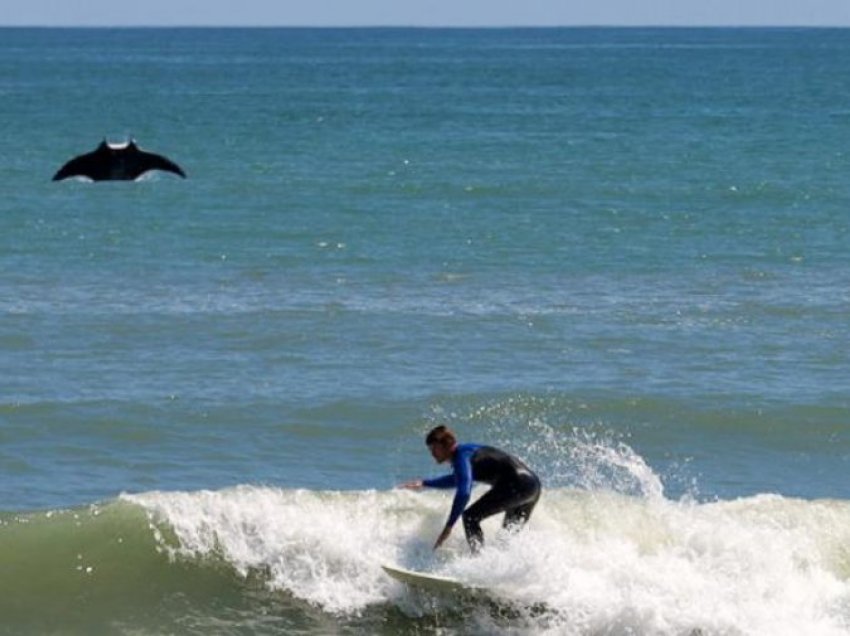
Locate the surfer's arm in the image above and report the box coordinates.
[398,474,456,489]
[422,474,457,489]
[444,448,474,529]
[433,525,452,550]
[431,451,473,549]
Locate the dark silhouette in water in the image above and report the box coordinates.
[52,140,186,181]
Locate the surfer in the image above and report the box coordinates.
[399,425,541,553]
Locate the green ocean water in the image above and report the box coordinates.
[1,27,850,634]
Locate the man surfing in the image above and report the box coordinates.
[399,425,541,553]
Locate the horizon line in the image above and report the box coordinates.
[2,23,849,29]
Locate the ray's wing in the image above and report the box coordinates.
[52,149,103,181]
[132,150,187,179]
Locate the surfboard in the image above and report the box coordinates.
[381,563,484,595]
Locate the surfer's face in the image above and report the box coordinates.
[428,441,452,464]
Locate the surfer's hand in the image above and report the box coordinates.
[398,479,424,490]
[433,526,452,550]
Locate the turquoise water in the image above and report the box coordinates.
[2,27,850,634]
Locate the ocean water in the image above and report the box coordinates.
[1,27,850,634]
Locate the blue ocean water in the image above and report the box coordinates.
[2,27,850,634]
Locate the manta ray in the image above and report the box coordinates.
[52,139,186,181]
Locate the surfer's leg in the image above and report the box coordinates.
[461,513,485,553]
[503,500,537,531]
[462,477,538,552]
[502,473,541,532]
[462,487,507,552]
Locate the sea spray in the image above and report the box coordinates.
[429,392,670,497]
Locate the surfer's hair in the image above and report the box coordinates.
[425,425,457,448]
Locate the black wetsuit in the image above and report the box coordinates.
[423,443,541,551]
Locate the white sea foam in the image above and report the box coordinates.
[124,455,850,634]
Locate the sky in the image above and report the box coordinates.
[2,0,850,27]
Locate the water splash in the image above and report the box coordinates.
[431,393,667,499]
[119,484,850,635]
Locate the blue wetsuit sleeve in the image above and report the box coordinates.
[422,474,456,489]
[444,446,474,529]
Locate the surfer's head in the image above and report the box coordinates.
[425,425,457,463]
